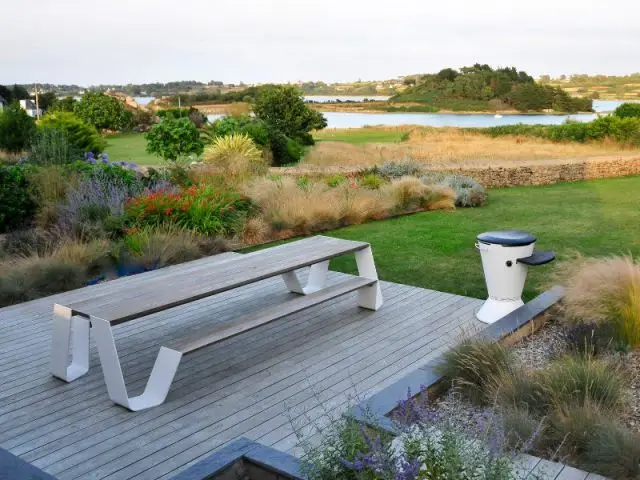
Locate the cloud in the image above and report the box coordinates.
[1,0,639,84]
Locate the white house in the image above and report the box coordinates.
[19,99,42,117]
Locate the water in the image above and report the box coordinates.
[134,96,155,106]
[207,99,638,129]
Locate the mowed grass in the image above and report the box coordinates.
[313,126,409,144]
[250,176,640,300]
[104,133,162,165]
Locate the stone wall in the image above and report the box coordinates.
[437,155,640,188]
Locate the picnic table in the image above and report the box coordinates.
[51,236,383,411]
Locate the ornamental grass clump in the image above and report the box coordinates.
[421,173,487,208]
[383,177,455,212]
[554,255,640,348]
[436,338,513,405]
[202,133,268,184]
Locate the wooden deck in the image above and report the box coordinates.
[0,257,485,479]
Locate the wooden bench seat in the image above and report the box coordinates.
[171,276,376,354]
[51,235,383,411]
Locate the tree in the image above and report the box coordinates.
[252,85,327,145]
[0,102,36,152]
[49,96,77,113]
[37,92,58,111]
[73,92,134,131]
[145,117,203,162]
[614,103,640,119]
[38,112,106,154]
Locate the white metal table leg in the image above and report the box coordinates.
[282,260,329,295]
[91,316,183,411]
[51,304,90,382]
[355,246,383,310]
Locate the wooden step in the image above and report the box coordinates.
[169,277,376,354]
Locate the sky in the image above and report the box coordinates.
[2,0,639,85]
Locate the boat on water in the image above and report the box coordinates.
[494,113,503,119]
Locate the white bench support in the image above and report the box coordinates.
[91,316,183,411]
[281,261,329,295]
[51,304,90,382]
[355,246,383,310]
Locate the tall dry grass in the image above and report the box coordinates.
[242,176,454,236]
[303,128,631,169]
[554,255,640,346]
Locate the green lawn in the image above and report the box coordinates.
[251,176,640,301]
[104,133,162,166]
[313,127,407,144]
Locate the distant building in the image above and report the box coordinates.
[0,95,7,111]
[19,99,42,117]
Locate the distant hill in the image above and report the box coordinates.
[539,74,640,101]
[392,64,593,113]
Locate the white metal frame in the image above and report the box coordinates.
[51,245,383,411]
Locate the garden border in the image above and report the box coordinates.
[348,285,565,433]
[169,436,305,480]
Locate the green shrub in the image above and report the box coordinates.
[614,103,640,119]
[422,174,487,207]
[326,173,347,188]
[539,355,627,412]
[28,128,82,165]
[145,117,204,162]
[125,185,254,236]
[0,102,36,153]
[360,173,384,190]
[0,258,86,307]
[0,165,36,233]
[73,92,134,131]
[201,115,270,147]
[268,130,304,166]
[65,159,141,189]
[38,112,106,154]
[436,338,513,405]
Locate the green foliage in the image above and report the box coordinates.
[477,115,640,146]
[0,84,30,103]
[584,420,640,479]
[145,117,204,162]
[201,115,270,147]
[0,165,36,232]
[392,64,591,112]
[360,173,384,190]
[48,96,77,113]
[614,103,640,119]
[326,173,348,187]
[125,185,254,236]
[65,160,140,188]
[436,338,513,405]
[0,103,37,152]
[73,92,134,131]
[253,85,327,145]
[38,112,106,153]
[268,130,304,166]
[28,128,82,165]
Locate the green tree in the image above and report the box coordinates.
[74,92,134,131]
[614,103,640,119]
[252,85,327,145]
[38,112,106,153]
[37,92,58,111]
[145,117,204,162]
[0,103,36,152]
[49,96,77,113]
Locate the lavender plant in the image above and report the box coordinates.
[57,168,143,237]
[299,388,538,480]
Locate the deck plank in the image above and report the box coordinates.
[0,259,487,480]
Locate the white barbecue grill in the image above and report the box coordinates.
[475,230,555,324]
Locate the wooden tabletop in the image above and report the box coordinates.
[66,235,370,324]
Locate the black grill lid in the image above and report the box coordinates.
[477,230,536,246]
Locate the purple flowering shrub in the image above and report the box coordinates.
[299,389,538,480]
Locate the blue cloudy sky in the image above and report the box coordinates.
[2,0,639,85]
